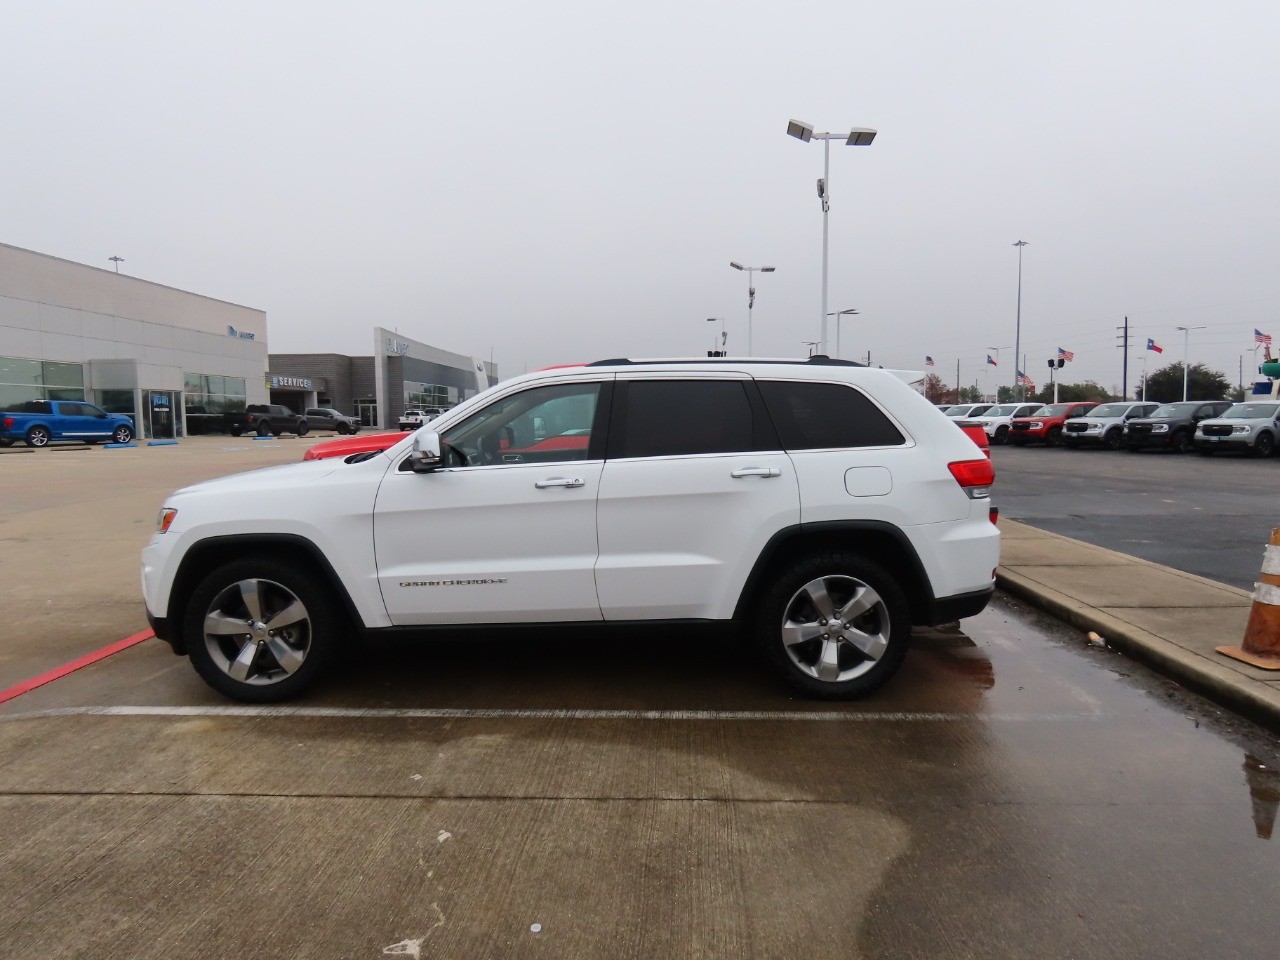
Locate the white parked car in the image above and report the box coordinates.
[142,357,999,703]
[397,407,443,431]
[1060,401,1159,450]
[969,403,1042,445]
[943,403,995,420]
[1193,401,1280,457]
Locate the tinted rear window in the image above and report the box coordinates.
[757,380,904,449]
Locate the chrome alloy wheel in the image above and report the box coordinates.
[780,574,890,683]
[202,578,311,686]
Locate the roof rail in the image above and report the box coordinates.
[584,356,868,368]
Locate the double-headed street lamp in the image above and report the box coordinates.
[826,308,859,360]
[1175,324,1208,401]
[706,317,727,357]
[729,262,775,356]
[787,119,877,356]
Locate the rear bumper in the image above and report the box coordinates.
[924,586,995,625]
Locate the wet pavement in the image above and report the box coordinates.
[2,438,1279,958]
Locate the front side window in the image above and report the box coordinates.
[758,380,904,450]
[441,382,601,466]
[613,380,754,458]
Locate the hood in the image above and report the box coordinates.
[172,459,339,499]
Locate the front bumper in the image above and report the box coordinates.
[1193,436,1252,452]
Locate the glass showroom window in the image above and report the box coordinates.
[0,356,85,408]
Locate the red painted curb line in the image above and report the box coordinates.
[0,630,155,705]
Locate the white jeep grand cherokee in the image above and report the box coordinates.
[142,357,999,702]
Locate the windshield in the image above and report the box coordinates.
[1088,403,1131,418]
[1030,404,1071,417]
[985,404,1019,416]
[1222,403,1280,419]
[1149,403,1199,418]
[943,406,973,417]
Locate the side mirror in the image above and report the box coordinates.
[409,431,443,473]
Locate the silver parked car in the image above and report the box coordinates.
[1193,401,1280,457]
[1061,401,1159,450]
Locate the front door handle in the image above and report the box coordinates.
[535,477,585,489]
[730,467,782,479]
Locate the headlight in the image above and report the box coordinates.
[1030,421,1044,430]
[1084,423,1100,432]
[1234,425,1252,435]
[1151,423,1169,433]
[157,508,177,534]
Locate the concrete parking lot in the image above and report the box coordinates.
[3,437,1279,959]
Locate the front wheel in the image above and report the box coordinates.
[993,425,1009,445]
[256,421,271,437]
[25,426,50,448]
[1045,426,1063,447]
[183,558,342,702]
[337,423,351,435]
[753,553,910,700]
[296,422,309,437]
[112,425,133,444]
[1254,433,1275,458]
[1103,428,1122,450]
[1172,430,1192,454]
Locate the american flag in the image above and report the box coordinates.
[925,356,935,366]
[1256,329,1272,348]
[1058,347,1074,362]
[986,354,997,366]
[1147,338,1163,353]
[1017,369,1036,391]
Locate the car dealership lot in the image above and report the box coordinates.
[2,437,1279,959]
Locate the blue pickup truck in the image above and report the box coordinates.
[0,400,135,448]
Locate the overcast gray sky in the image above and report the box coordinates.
[3,0,1278,395]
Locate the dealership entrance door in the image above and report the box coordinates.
[356,400,378,428]
[146,390,177,439]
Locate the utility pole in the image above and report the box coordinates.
[956,359,960,400]
[1116,317,1131,399]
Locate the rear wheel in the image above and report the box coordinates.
[1128,445,1142,452]
[753,553,910,700]
[230,426,243,437]
[25,426,50,448]
[0,438,13,448]
[183,557,341,702]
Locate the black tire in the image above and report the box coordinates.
[993,425,1009,445]
[1127,445,1142,453]
[1045,426,1063,447]
[0,438,13,448]
[296,421,309,437]
[337,423,351,435]
[256,421,271,437]
[753,552,911,700]
[1172,430,1192,454]
[1010,438,1026,447]
[112,425,133,444]
[25,425,50,448]
[1254,433,1274,458]
[1103,428,1122,450]
[183,557,342,702]
[230,426,243,437]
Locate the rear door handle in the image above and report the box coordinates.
[731,467,782,479]
[535,477,585,489]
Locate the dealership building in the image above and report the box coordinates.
[1,242,495,439]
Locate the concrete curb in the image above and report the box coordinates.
[997,525,1280,733]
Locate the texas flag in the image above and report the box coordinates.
[925,356,935,366]
[1147,338,1163,353]
[986,354,997,366]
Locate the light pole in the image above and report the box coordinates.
[1013,241,1028,400]
[786,119,877,356]
[729,263,775,356]
[108,256,124,273]
[706,317,727,357]
[802,340,819,358]
[826,308,859,359]
[1175,325,1207,400]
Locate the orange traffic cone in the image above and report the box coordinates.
[1218,528,1280,670]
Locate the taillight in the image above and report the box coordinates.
[989,504,999,525]
[948,459,994,499]
[2,416,12,429]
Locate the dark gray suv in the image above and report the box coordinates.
[1124,400,1233,453]
[304,407,361,435]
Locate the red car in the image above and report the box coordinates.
[1008,401,1099,447]
[953,420,991,459]
[303,431,402,461]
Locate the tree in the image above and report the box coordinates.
[996,385,1016,403]
[1136,362,1230,403]
[921,372,949,403]
[1027,381,1114,404]
[957,385,983,403]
